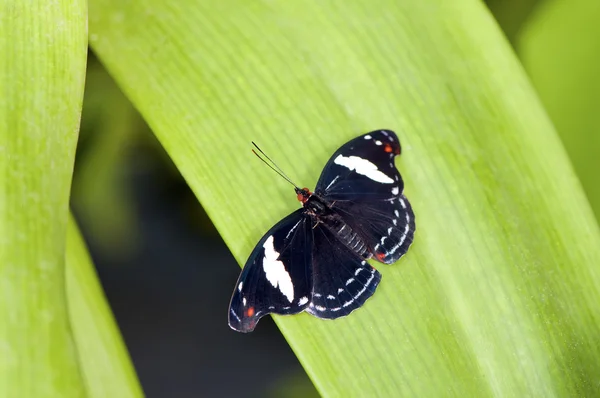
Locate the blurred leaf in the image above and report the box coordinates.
[66,214,143,398]
[72,58,141,257]
[89,0,600,396]
[518,0,600,221]
[485,0,542,43]
[267,370,320,398]
[0,1,87,395]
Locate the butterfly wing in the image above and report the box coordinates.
[307,223,381,319]
[315,129,403,201]
[228,209,313,333]
[332,194,415,264]
[315,129,415,264]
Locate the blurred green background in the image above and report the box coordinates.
[69,0,599,396]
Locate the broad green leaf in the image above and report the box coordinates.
[0,1,87,396]
[66,214,143,398]
[89,0,600,396]
[518,0,600,221]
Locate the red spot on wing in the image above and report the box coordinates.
[376,252,386,261]
[384,143,401,155]
[246,306,255,317]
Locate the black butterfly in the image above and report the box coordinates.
[229,130,415,332]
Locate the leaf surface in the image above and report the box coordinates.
[88,1,600,396]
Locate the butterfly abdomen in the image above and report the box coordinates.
[336,223,370,258]
[323,216,371,259]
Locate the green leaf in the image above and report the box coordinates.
[518,0,600,221]
[73,59,141,256]
[88,0,600,396]
[485,0,541,44]
[0,1,87,396]
[66,214,143,398]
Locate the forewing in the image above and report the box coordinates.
[315,129,415,264]
[315,129,403,201]
[306,223,381,319]
[228,209,312,332]
[333,194,415,264]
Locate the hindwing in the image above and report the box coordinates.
[307,223,381,319]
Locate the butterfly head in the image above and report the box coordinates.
[295,187,312,204]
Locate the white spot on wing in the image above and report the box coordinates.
[352,270,376,301]
[315,305,326,312]
[298,296,309,305]
[334,155,394,184]
[387,227,393,235]
[285,220,302,240]
[325,175,340,190]
[337,288,344,294]
[399,197,407,209]
[327,295,336,300]
[391,186,399,195]
[364,135,372,140]
[375,140,382,146]
[238,282,243,292]
[346,278,355,286]
[230,308,241,322]
[262,236,294,302]
[388,206,413,256]
[243,297,247,306]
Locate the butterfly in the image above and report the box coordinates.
[228,130,415,332]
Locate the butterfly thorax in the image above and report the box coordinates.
[303,193,371,260]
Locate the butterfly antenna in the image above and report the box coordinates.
[251,142,299,189]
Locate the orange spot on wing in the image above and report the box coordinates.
[246,306,255,317]
[384,144,393,153]
[376,252,386,261]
